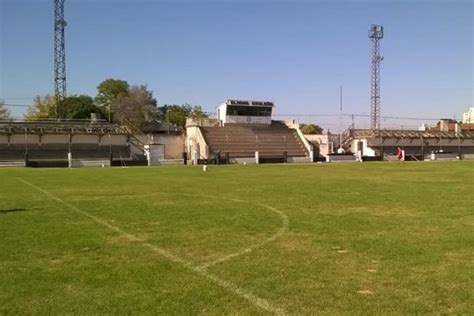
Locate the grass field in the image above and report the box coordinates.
[0,161,473,315]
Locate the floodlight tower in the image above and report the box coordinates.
[54,0,67,118]
[368,24,383,130]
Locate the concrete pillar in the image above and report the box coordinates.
[68,152,72,168]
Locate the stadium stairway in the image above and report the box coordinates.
[200,122,309,158]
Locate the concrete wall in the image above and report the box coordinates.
[186,126,209,162]
[10,134,41,144]
[133,134,184,159]
[40,134,70,144]
[305,134,338,157]
[151,135,184,159]
[224,115,271,125]
[72,134,100,144]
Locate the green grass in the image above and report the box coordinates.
[0,161,473,315]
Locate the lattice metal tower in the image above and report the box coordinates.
[368,24,383,129]
[54,0,67,118]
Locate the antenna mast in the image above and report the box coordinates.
[368,24,383,130]
[54,0,67,118]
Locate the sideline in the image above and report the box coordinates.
[16,177,287,315]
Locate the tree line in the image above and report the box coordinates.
[0,78,207,131]
[0,82,326,134]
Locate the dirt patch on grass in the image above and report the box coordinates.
[49,259,64,265]
[357,289,374,295]
[277,235,316,254]
[108,234,143,246]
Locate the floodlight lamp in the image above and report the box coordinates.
[368,24,383,39]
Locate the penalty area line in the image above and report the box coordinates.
[16,177,287,316]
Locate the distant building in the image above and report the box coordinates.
[418,123,428,131]
[430,119,474,133]
[462,107,474,124]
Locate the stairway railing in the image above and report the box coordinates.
[340,125,355,149]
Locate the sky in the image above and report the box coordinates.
[0,0,473,129]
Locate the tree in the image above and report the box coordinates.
[300,124,323,135]
[189,105,207,119]
[163,104,208,129]
[95,79,130,121]
[64,95,104,119]
[0,100,11,120]
[24,95,57,120]
[113,85,158,131]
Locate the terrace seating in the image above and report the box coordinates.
[200,122,308,158]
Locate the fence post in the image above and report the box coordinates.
[68,152,72,168]
[255,151,259,164]
[182,152,187,165]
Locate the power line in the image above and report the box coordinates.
[273,113,440,121]
[0,97,35,100]
[2,104,31,108]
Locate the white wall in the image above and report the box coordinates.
[305,134,337,156]
[462,107,474,123]
[186,126,209,162]
[217,103,227,122]
[224,115,271,124]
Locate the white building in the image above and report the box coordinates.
[462,107,474,123]
[216,99,273,125]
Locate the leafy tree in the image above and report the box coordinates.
[113,85,158,131]
[300,124,323,135]
[163,104,208,129]
[164,105,189,130]
[189,105,207,119]
[95,79,130,121]
[24,95,57,120]
[64,95,104,119]
[0,100,11,120]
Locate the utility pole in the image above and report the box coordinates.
[369,24,383,130]
[54,0,67,118]
[339,85,343,151]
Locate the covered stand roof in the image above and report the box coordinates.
[351,129,474,140]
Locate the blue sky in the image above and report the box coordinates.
[1,0,472,127]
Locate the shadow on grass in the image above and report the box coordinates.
[0,208,29,215]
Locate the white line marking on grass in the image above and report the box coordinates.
[17,177,287,316]
[198,201,289,270]
[65,191,290,271]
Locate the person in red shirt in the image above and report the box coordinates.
[396,146,403,161]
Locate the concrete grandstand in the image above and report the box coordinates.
[186,100,312,164]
